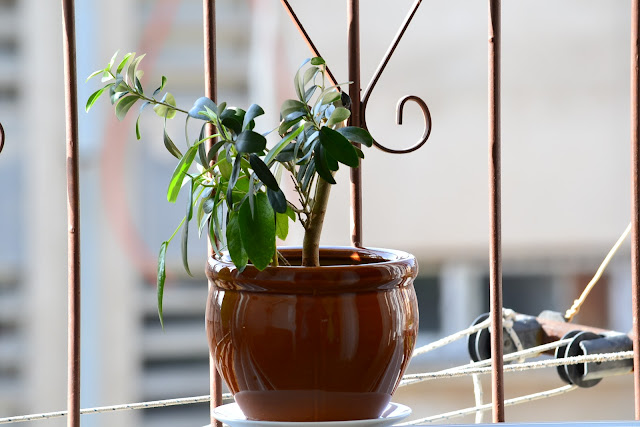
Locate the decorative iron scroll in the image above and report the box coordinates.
[280,0,431,155]
[0,122,4,154]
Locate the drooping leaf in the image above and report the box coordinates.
[327,106,351,127]
[157,241,168,329]
[267,187,287,214]
[163,119,183,159]
[249,154,278,191]
[181,218,192,277]
[115,95,138,121]
[336,126,373,147]
[319,127,359,168]
[243,104,265,130]
[226,213,248,271]
[314,143,336,184]
[301,158,316,192]
[236,130,267,153]
[226,154,242,206]
[238,193,275,270]
[136,115,142,140]
[325,149,339,171]
[167,146,198,203]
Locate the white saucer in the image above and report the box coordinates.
[209,402,411,427]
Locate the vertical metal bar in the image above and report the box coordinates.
[348,0,363,247]
[631,0,640,419]
[60,0,81,426]
[488,0,504,422]
[203,2,222,426]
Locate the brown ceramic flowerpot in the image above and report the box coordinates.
[205,247,419,422]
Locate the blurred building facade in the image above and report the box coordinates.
[0,0,636,426]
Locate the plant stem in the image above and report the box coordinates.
[302,175,332,267]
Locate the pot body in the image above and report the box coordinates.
[205,247,419,422]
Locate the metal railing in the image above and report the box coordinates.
[47,0,640,425]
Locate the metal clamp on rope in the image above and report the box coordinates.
[555,331,633,388]
[468,311,541,362]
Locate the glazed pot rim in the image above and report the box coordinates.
[206,246,418,293]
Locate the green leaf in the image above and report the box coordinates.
[107,50,119,71]
[243,104,265,130]
[303,66,319,86]
[304,85,318,103]
[226,154,242,206]
[115,95,138,121]
[325,149,339,171]
[314,143,336,184]
[226,213,248,271]
[280,99,307,118]
[127,54,146,87]
[319,127,359,168]
[285,204,296,222]
[267,187,287,214]
[327,106,351,127]
[153,93,177,119]
[136,115,142,140]
[278,115,304,136]
[275,211,289,240]
[294,58,312,101]
[167,146,198,203]
[85,83,113,112]
[116,52,133,74]
[86,69,104,82]
[181,181,195,276]
[157,241,168,329]
[153,76,167,96]
[310,57,325,66]
[164,119,183,159]
[265,125,304,166]
[216,155,232,180]
[337,126,373,147]
[238,193,275,270]
[320,91,341,106]
[236,130,267,153]
[249,154,279,190]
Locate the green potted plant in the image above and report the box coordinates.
[87,53,419,422]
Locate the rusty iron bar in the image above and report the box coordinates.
[488,0,504,422]
[279,0,338,88]
[203,2,223,426]
[632,0,640,419]
[360,0,432,155]
[60,0,81,426]
[348,0,363,248]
